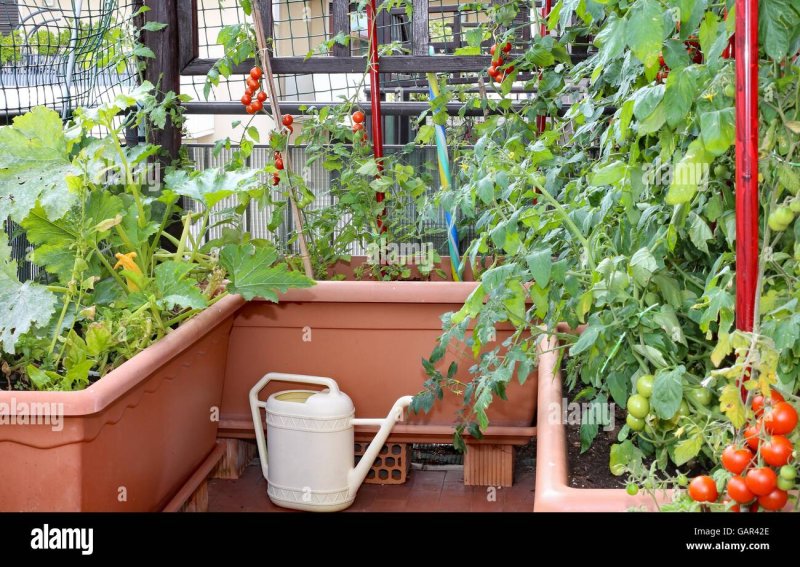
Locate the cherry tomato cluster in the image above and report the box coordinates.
[352,110,365,138]
[241,67,267,114]
[487,42,513,84]
[272,150,284,185]
[688,390,798,512]
[282,114,294,134]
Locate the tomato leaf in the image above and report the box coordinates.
[663,67,695,128]
[651,366,685,419]
[700,108,735,156]
[673,433,703,466]
[626,0,664,68]
[526,247,553,287]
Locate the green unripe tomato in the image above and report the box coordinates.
[713,164,730,178]
[636,374,655,398]
[627,394,650,419]
[626,413,646,431]
[780,465,797,481]
[790,200,800,214]
[768,206,794,232]
[723,84,735,98]
[626,483,639,495]
[777,477,795,491]
[687,388,712,407]
[678,400,691,416]
[677,473,689,487]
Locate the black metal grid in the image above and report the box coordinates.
[0,0,137,121]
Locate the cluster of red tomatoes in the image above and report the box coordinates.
[487,42,513,84]
[241,67,267,114]
[351,110,366,138]
[688,391,798,511]
[271,150,284,186]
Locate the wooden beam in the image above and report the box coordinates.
[182,55,494,75]
[176,0,197,71]
[257,0,274,55]
[143,0,181,160]
[411,0,429,56]
[331,0,350,57]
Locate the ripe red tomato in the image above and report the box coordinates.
[257,91,268,103]
[490,44,497,56]
[492,57,503,67]
[752,390,785,416]
[245,87,255,98]
[502,42,512,53]
[271,172,280,186]
[758,488,788,511]
[282,114,293,127]
[352,111,365,124]
[726,475,755,504]
[250,66,263,80]
[250,100,263,112]
[487,66,498,78]
[745,467,777,496]
[760,435,794,467]
[506,65,515,73]
[246,104,256,114]
[352,123,364,134]
[658,54,666,68]
[763,402,798,435]
[241,94,252,106]
[688,475,718,502]
[275,157,284,170]
[247,77,260,92]
[721,445,754,475]
[744,422,762,450]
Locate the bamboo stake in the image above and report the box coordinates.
[251,0,314,279]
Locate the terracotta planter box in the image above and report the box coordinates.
[534,336,669,511]
[220,280,538,439]
[0,295,245,512]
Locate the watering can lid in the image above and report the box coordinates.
[265,388,354,419]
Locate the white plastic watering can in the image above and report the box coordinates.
[249,372,413,512]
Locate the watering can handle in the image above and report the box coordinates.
[249,372,342,480]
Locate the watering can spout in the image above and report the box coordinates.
[348,395,413,494]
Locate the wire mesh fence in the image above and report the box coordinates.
[0,0,137,122]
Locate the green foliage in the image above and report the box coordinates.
[0,88,313,390]
[413,0,800,480]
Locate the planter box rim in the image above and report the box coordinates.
[534,334,669,512]
[265,280,480,304]
[0,294,245,416]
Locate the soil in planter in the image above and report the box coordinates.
[565,389,705,489]
[566,406,627,490]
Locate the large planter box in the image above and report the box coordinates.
[220,281,538,440]
[534,336,668,511]
[0,295,245,512]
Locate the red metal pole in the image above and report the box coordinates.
[367,0,386,231]
[734,0,759,332]
[536,0,552,134]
